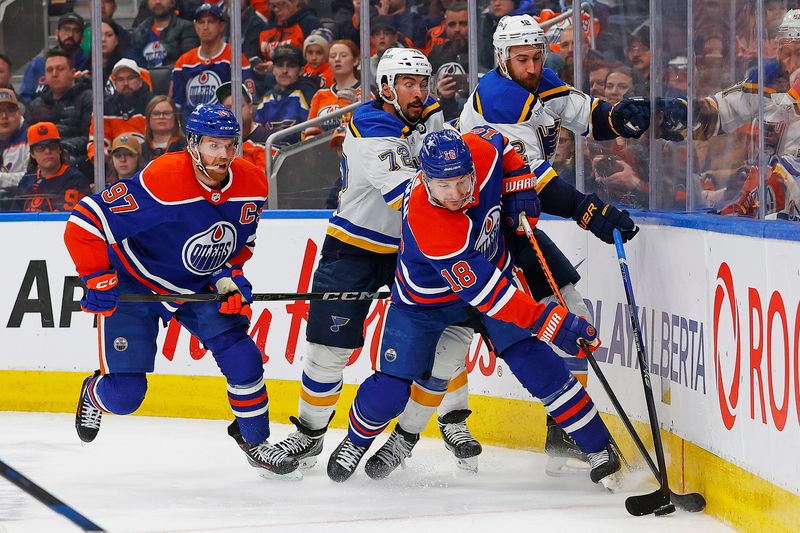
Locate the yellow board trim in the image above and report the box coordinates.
[325,225,398,254]
[3,370,798,533]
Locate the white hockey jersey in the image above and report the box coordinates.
[459,68,616,193]
[322,97,444,256]
[705,61,800,218]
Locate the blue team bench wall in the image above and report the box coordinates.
[3,209,799,242]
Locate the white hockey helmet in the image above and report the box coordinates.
[493,14,547,79]
[777,9,800,42]
[376,48,432,121]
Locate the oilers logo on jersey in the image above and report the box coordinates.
[143,41,167,68]
[474,205,501,260]
[188,71,223,107]
[182,222,237,274]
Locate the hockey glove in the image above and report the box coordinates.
[655,97,688,141]
[80,269,119,317]
[210,266,253,316]
[532,302,600,357]
[573,193,639,244]
[610,97,650,139]
[501,190,541,234]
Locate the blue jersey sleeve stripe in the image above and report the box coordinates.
[382,181,409,204]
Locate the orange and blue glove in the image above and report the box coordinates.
[80,269,119,317]
[532,302,600,356]
[210,265,253,317]
[501,189,541,234]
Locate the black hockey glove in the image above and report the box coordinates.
[610,97,650,139]
[655,97,688,141]
[573,193,639,244]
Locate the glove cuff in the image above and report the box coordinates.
[82,270,119,291]
[572,193,605,228]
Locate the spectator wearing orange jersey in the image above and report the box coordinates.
[303,31,334,87]
[216,81,268,172]
[16,122,90,212]
[88,59,151,161]
[255,0,321,75]
[302,40,371,143]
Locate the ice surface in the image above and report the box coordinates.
[0,412,732,533]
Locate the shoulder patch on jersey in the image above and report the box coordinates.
[537,67,571,101]
[474,69,538,124]
[138,152,205,203]
[350,101,405,138]
[407,177,472,259]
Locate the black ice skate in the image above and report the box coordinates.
[327,436,368,482]
[438,409,482,473]
[275,415,327,469]
[364,424,419,480]
[227,420,301,480]
[544,414,590,477]
[587,441,622,488]
[75,371,103,443]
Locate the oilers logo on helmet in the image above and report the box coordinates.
[187,71,222,107]
[182,222,237,275]
[474,206,502,260]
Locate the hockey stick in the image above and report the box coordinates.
[0,458,105,531]
[518,216,677,516]
[119,290,392,303]
[612,228,706,515]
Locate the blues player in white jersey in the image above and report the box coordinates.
[459,14,648,475]
[661,9,800,219]
[327,128,621,486]
[275,48,484,474]
[65,104,299,480]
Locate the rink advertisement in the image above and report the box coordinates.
[2,213,800,498]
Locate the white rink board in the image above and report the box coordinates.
[1,216,799,496]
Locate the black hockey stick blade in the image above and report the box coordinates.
[0,459,105,531]
[670,491,706,512]
[626,489,675,516]
[119,290,392,303]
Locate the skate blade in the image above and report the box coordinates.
[298,456,318,470]
[598,471,623,493]
[455,457,478,473]
[545,456,590,478]
[257,468,303,481]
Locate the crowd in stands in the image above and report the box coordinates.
[0,0,797,219]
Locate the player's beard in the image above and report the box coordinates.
[515,73,540,93]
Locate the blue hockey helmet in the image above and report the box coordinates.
[419,129,475,209]
[185,104,240,142]
[419,129,473,179]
